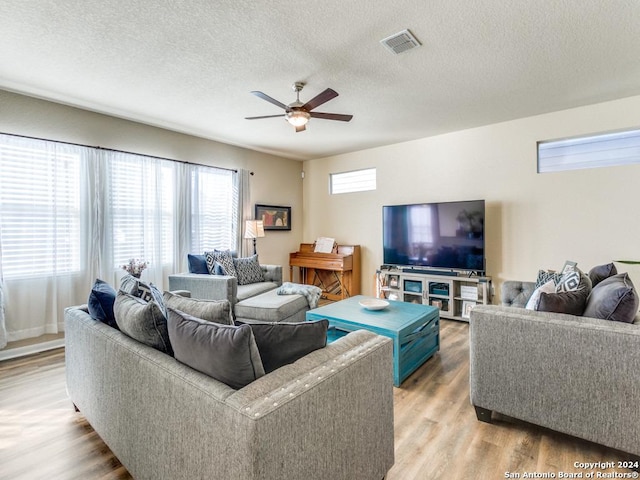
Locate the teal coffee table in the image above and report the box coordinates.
[306,295,440,386]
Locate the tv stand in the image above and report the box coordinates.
[376,267,492,322]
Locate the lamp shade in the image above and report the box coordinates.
[244,220,265,239]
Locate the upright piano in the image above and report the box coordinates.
[289,243,361,302]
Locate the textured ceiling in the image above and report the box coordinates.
[1,0,640,160]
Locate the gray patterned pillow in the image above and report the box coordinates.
[205,250,237,277]
[119,274,167,318]
[114,292,173,355]
[233,254,264,285]
[535,270,563,288]
[555,270,581,293]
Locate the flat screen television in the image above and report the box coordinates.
[382,200,485,274]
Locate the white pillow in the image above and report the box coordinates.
[525,280,556,310]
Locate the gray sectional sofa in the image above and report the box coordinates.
[65,305,395,480]
[469,278,640,457]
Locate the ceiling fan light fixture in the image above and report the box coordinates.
[286,110,310,127]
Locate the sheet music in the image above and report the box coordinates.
[314,237,336,253]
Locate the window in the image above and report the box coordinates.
[109,156,175,267]
[190,166,237,252]
[538,128,640,173]
[0,141,81,278]
[330,168,376,194]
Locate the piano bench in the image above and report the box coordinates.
[234,289,309,324]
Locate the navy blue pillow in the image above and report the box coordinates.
[87,279,118,329]
[187,254,209,274]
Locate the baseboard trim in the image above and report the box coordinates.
[0,338,65,361]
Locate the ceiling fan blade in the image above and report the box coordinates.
[295,124,306,133]
[245,114,285,120]
[250,91,287,110]
[309,112,353,122]
[301,88,339,111]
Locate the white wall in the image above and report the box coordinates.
[0,89,304,276]
[303,95,640,300]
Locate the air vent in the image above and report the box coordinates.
[380,29,421,55]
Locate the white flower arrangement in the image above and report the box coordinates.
[121,258,148,278]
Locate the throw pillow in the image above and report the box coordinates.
[535,270,563,289]
[204,250,237,277]
[555,270,582,293]
[588,263,618,288]
[167,308,264,389]
[187,254,209,274]
[114,292,173,355]
[525,280,556,310]
[537,270,592,315]
[233,254,265,285]
[583,273,639,323]
[162,291,232,325]
[87,279,118,329]
[119,274,167,318]
[236,319,329,373]
[537,288,590,316]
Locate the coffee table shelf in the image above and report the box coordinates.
[306,295,440,386]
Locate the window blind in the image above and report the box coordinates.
[330,168,376,194]
[0,143,81,278]
[190,166,237,252]
[538,129,640,173]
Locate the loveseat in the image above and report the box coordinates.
[469,272,640,457]
[65,304,395,480]
[168,264,283,307]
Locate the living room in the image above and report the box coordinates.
[2,1,640,479]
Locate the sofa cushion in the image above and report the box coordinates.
[205,250,237,277]
[236,282,279,302]
[537,288,590,316]
[538,270,591,315]
[163,291,232,325]
[235,289,308,322]
[583,273,639,323]
[87,279,119,329]
[187,254,209,274]
[120,274,167,317]
[235,319,328,373]
[167,308,264,389]
[535,270,563,288]
[233,254,265,285]
[588,263,618,288]
[114,292,173,355]
[525,280,555,310]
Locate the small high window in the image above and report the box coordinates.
[330,168,376,194]
[538,128,640,173]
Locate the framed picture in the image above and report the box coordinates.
[561,260,577,274]
[255,204,291,231]
[461,300,475,319]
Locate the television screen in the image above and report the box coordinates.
[382,200,485,273]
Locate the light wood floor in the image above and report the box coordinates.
[0,320,635,480]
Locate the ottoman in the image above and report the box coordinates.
[234,289,309,323]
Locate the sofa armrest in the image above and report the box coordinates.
[225,330,395,480]
[469,304,640,456]
[261,264,282,286]
[501,280,535,307]
[168,273,237,302]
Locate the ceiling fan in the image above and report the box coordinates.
[245,82,353,132]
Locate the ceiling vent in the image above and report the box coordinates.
[380,29,421,55]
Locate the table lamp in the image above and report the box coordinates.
[244,220,265,254]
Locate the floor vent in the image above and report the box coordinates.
[380,29,421,55]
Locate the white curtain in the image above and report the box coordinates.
[238,169,252,257]
[0,134,240,345]
[0,136,92,342]
[0,233,6,349]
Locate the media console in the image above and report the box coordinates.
[376,267,492,322]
